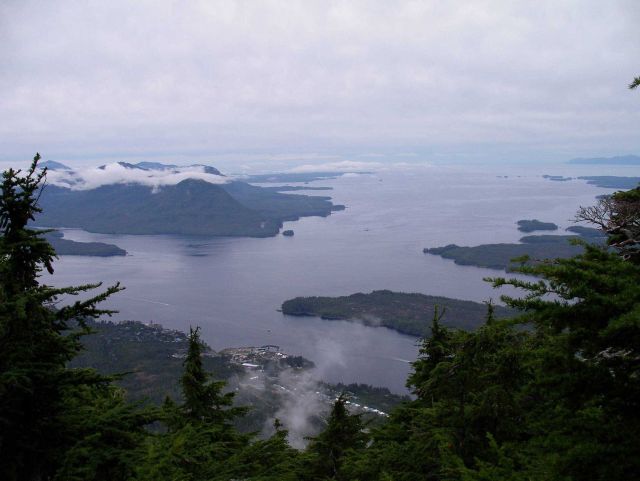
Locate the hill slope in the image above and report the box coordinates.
[37,180,282,236]
[36,177,343,237]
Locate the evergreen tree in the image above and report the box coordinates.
[302,394,368,481]
[0,154,143,480]
[212,419,301,481]
[54,385,157,481]
[489,244,640,480]
[407,306,453,398]
[576,185,640,263]
[180,326,242,424]
[138,326,249,480]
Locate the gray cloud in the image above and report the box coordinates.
[1,0,639,169]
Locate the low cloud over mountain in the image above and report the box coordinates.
[44,161,228,191]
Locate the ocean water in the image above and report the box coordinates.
[44,163,639,393]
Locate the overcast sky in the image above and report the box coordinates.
[1,0,638,171]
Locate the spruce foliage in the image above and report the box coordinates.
[0,154,133,480]
[180,326,243,424]
[303,394,368,481]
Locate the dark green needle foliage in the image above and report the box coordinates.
[302,394,368,481]
[180,326,244,424]
[487,243,640,480]
[137,327,248,480]
[137,326,301,481]
[0,154,148,480]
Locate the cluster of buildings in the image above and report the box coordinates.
[220,345,288,369]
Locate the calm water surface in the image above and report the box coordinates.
[45,164,639,392]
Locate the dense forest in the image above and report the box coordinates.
[1,154,639,480]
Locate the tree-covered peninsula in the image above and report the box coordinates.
[425,227,606,271]
[44,230,126,256]
[282,290,515,336]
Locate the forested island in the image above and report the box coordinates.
[516,219,558,232]
[44,231,126,256]
[34,162,345,237]
[542,174,573,181]
[282,290,515,336]
[425,227,606,271]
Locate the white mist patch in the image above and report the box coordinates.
[358,313,384,327]
[312,336,348,375]
[267,369,329,449]
[260,336,354,448]
[46,162,229,191]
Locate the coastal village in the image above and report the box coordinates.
[220,345,290,370]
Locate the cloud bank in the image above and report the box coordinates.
[46,162,228,190]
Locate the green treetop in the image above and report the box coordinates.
[180,326,243,424]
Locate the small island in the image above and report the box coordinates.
[281,290,516,337]
[44,231,127,257]
[282,230,294,236]
[542,174,573,182]
[517,219,558,232]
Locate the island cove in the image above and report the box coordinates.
[425,225,606,271]
[281,290,516,337]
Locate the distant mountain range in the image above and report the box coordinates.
[34,162,345,237]
[40,160,72,170]
[568,155,640,165]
